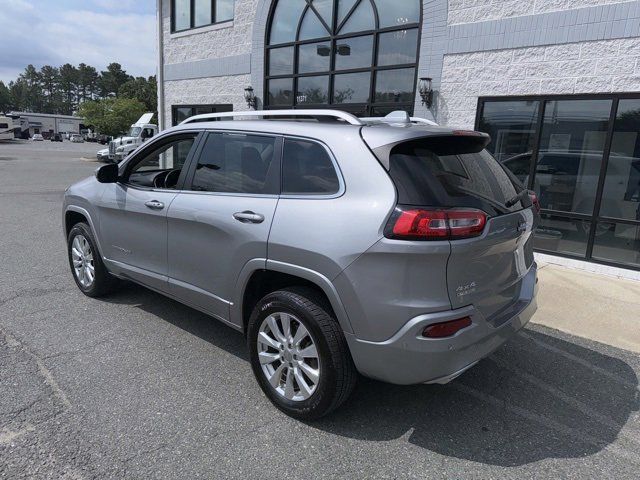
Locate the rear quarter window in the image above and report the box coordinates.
[388,138,520,215]
[282,139,340,195]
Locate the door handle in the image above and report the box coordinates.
[233,211,265,224]
[145,200,165,210]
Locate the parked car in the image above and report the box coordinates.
[96,148,110,162]
[70,134,84,143]
[32,134,44,141]
[62,110,539,419]
[51,133,63,142]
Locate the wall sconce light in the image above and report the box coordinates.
[244,86,257,109]
[418,77,434,108]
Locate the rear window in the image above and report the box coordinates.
[387,138,520,215]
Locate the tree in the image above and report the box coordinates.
[18,65,43,111]
[0,81,12,112]
[98,63,131,98]
[58,63,79,114]
[118,76,157,111]
[39,65,61,113]
[78,97,146,137]
[77,63,99,102]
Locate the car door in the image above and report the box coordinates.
[98,132,202,291]
[166,131,281,324]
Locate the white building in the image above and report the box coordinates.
[11,112,84,137]
[156,0,640,276]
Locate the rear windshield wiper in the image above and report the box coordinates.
[505,189,530,209]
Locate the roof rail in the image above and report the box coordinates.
[179,109,364,126]
[360,111,439,126]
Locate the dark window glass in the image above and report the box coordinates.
[375,0,421,28]
[313,0,334,26]
[299,7,329,41]
[535,99,612,215]
[269,46,294,75]
[269,0,306,44]
[375,68,415,103]
[191,133,277,194]
[172,104,232,126]
[334,35,373,70]
[378,29,419,66]
[216,0,234,22]
[387,139,519,215]
[592,222,640,267]
[333,72,370,104]
[282,139,339,194]
[600,99,640,221]
[268,79,294,106]
[0,123,8,129]
[297,75,329,104]
[534,213,589,257]
[298,42,331,73]
[478,100,540,186]
[194,0,211,27]
[174,0,191,30]
[339,0,374,34]
[128,135,196,188]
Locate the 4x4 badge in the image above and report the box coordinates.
[517,220,527,233]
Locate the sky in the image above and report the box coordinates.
[0,0,157,83]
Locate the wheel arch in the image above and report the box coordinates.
[64,206,105,259]
[231,259,354,336]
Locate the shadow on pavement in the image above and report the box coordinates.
[103,284,640,467]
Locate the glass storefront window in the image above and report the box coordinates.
[268,78,293,106]
[265,0,421,115]
[477,95,640,271]
[535,99,612,216]
[375,68,415,103]
[269,46,294,76]
[298,42,331,74]
[534,214,589,257]
[334,35,373,70]
[333,72,371,104]
[600,99,640,222]
[592,222,640,268]
[478,100,540,184]
[297,75,329,104]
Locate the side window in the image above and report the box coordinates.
[126,134,197,188]
[190,133,278,194]
[282,139,340,195]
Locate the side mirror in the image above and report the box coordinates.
[95,163,119,183]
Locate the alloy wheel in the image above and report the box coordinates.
[71,234,95,288]
[257,312,320,402]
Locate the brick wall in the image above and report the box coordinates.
[448,0,633,25]
[438,37,640,128]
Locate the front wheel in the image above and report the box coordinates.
[247,287,357,420]
[67,222,118,297]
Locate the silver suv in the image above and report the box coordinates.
[63,110,539,419]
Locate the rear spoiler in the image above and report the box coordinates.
[367,132,492,170]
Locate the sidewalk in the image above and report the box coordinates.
[533,261,640,353]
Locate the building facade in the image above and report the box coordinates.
[157,0,640,275]
[10,112,84,137]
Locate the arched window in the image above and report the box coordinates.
[265,0,421,116]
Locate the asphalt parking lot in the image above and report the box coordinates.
[1,139,639,479]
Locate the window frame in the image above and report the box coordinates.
[118,131,205,192]
[171,0,235,33]
[264,0,422,116]
[182,130,284,198]
[475,92,640,272]
[178,129,345,199]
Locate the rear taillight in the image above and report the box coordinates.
[386,207,487,241]
[528,191,541,214]
[422,317,472,338]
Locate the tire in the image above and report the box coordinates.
[67,222,118,297]
[247,287,357,420]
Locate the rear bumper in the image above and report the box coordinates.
[344,264,538,385]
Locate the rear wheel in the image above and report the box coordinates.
[67,222,118,297]
[247,287,357,420]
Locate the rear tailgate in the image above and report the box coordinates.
[370,130,538,323]
[447,208,535,324]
